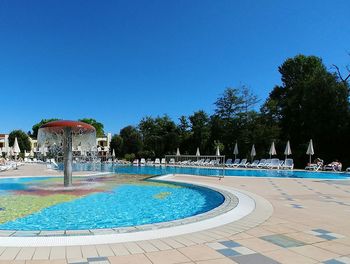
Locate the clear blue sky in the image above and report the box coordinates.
[1,0,349,134]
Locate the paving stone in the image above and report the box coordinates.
[260,234,305,248]
[231,253,281,264]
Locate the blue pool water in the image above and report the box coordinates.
[65,163,350,179]
[0,177,224,231]
[0,177,51,195]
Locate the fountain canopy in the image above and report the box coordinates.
[38,120,96,152]
[38,120,97,187]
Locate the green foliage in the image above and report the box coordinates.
[120,126,143,155]
[110,135,123,157]
[26,54,350,168]
[177,116,192,154]
[79,118,105,138]
[261,54,350,166]
[124,153,135,161]
[31,118,59,139]
[137,150,155,159]
[139,115,179,157]
[189,110,211,153]
[118,54,349,167]
[8,130,31,153]
[213,140,224,152]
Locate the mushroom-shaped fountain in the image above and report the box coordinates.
[38,120,96,187]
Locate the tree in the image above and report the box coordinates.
[79,118,105,138]
[212,86,260,156]
[332,52,350,85]
[214,87,244,120]
[31,118,59,139]
[263,54,350,166]
[177,115,192,154]
[110,134,123,157]
[8,130,31,153]
[119,126,143,156]
[139,115,179,157]
[189,111,211,153]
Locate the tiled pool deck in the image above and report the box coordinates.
[1,174,350,263]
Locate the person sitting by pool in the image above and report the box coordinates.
[324,160,342,172]
[305,158,324,171]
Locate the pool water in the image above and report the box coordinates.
[66,163,350,179]
[0,176,224,231]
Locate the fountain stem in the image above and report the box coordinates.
[63,127,73,187]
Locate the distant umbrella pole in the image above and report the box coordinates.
[306,139,314,165]
[284,140,292,160]
[233,142,239,160]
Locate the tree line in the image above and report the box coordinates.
[6,54,350,168]
[110,54,350,168]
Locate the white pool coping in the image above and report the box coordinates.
[0,174,256,247]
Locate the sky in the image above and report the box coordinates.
[0,0,349,134]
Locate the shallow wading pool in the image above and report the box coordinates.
[0,176,224,231]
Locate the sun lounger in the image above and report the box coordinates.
[161,158,166,165]
[168,158,175,165]
[256,159,267,168]
[225,159,233,167]
[305,161,323,171]
[282,159,294,170]
[324,162,342,172]
[0,165,10,171]
[193,159,205,166]
[146,159,154,166]
[267,159,280,169]
[248,160,260,168]
[179,160,190,166]
[132,159,139,166]
[140,158,146,166]
[154,158,160,166]
[238,159,248,168]
[231,159,241,168]
[202,159,211,166]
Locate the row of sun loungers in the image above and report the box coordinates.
[225,158,294,170]
[171,159,221,167]
[133,158,166,166]
[0,160,24,171]
[23,158,45,163]
[163,158,294,170]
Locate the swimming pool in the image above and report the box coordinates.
[64,163,350,179]
[0,176,224,231]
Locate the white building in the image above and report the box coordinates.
[0,133,112,159]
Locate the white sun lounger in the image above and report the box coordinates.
[249,160,260,168]
[282,159,294,170]
[225,159,233,167]
[140,158,146,166]
[231,159,241,168]
[238,159,248,168]
[267,158,281,169]
[154,158,160,166]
